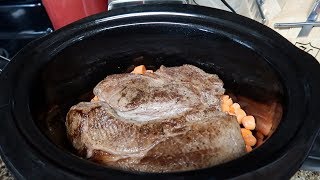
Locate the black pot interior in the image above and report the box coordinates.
[29,23,285,165]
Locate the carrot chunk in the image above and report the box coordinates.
[241,128,256,146]
[235,109,246,124]
[229,103,241,115]
[91,96,99,102]
[242,116,256,130]
[131,65,146,74]
[221,104,230,112]
[246,145,253,153]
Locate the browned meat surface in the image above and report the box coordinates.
[66,65,246,172]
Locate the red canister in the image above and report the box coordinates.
[42,0,108,30]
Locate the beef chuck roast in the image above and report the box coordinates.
[66,65,246,172]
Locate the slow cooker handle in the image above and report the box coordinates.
[0,55,10,73]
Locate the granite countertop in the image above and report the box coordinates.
[0,158,13,180]
[292,171,320,180]
[0,157,319,179]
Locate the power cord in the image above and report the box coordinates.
[192,0,237,14]
[220,0,237,13]
[192,0,199,5]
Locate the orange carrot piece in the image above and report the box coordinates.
[131,65,146,74]
[229,103,241,115]
[246,145,253,153]
[241,128,252,136]
[235,108,246,124]
[221,95,230,102]
[221,95,232,112]
[242,116,256,130]
[244,134,257,146]
[225,98,233,106]
[221,104,230,112]
[91,96,99,102]
[241,128,256,146]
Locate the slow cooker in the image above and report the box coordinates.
[0,5,320,179]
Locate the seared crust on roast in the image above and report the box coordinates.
[66,65,246,172]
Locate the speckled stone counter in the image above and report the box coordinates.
[0,157,319,180]
[291,170,320,180]
[0,158,13,180]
